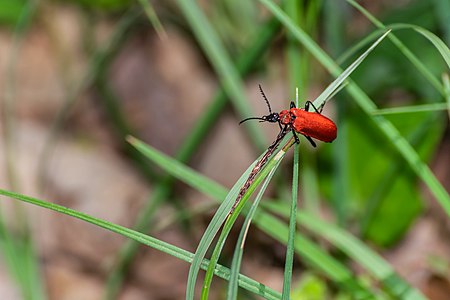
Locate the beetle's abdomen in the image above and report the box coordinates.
[291,109,337,142]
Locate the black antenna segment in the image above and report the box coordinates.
[258,84,272,114]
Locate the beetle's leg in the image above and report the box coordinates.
[291,129,300,144]
[304,101,324,113]
[290,101,296,109]
[305,135,317,148]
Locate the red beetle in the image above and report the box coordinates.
[240,85,337,148]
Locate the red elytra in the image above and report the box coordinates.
[279,107,337,143]
[240,85,337,148]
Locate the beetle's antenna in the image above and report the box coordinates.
[258,84,272,114]
[239,117,265,124]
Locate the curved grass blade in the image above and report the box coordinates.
[281,90,301,299]
[227,166,280,299]
[0,189,282,300]
[336,28,388,65]
[370,23,450,69]
[202,140,292,300]
[281,145,299,299]
[136,0,167,40]
[259,0,450,218]
[444,73,450,119]
[346,0,445,95]
[372,103,448,115]
[337,23,450,74]
[183,161,256,300]
[312,30,391,109]
[412,26,450,68]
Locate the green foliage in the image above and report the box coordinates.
[291,273,329,300]
[352,111,445,245]
[71,0,131,11]
[0,0,27,26]
[1,0,449,299]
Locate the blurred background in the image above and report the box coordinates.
[0,0,449,299]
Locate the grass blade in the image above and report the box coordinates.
[412,26,450,68]
[227,166,279,299]
[136,0,167,39]
[200,137,293,299]
[0,189,283,300]
[281,145,299,299]
[443,73,450,119]
[203,150,286,300]
[372,103,448,115]
[346,0,445,95]
[313,30,391,109]
[281,90,301,299]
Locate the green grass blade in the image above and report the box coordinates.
[0,189,283,300]
[337,23,450,72]
[371,23,450,69]
[346,0,445,95]
[313,30,391,109]
[127,135,227,198]
[443,73,450,119]
[336,28,388,65]
[204,153,285,300]
[281,91,301,299]
[259,0,450,218]
[227,166,279,300]
[176,0,267,151]
[433,0,450,44]
[281,144,299,299]
[136,0,166,39]
[372,103,448,115]
[412,26,450,68]
[284,0,304,96]
[199,138,291,300]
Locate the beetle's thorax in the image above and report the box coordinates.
[279,109,298,125]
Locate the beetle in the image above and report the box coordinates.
[240,85,337,148]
